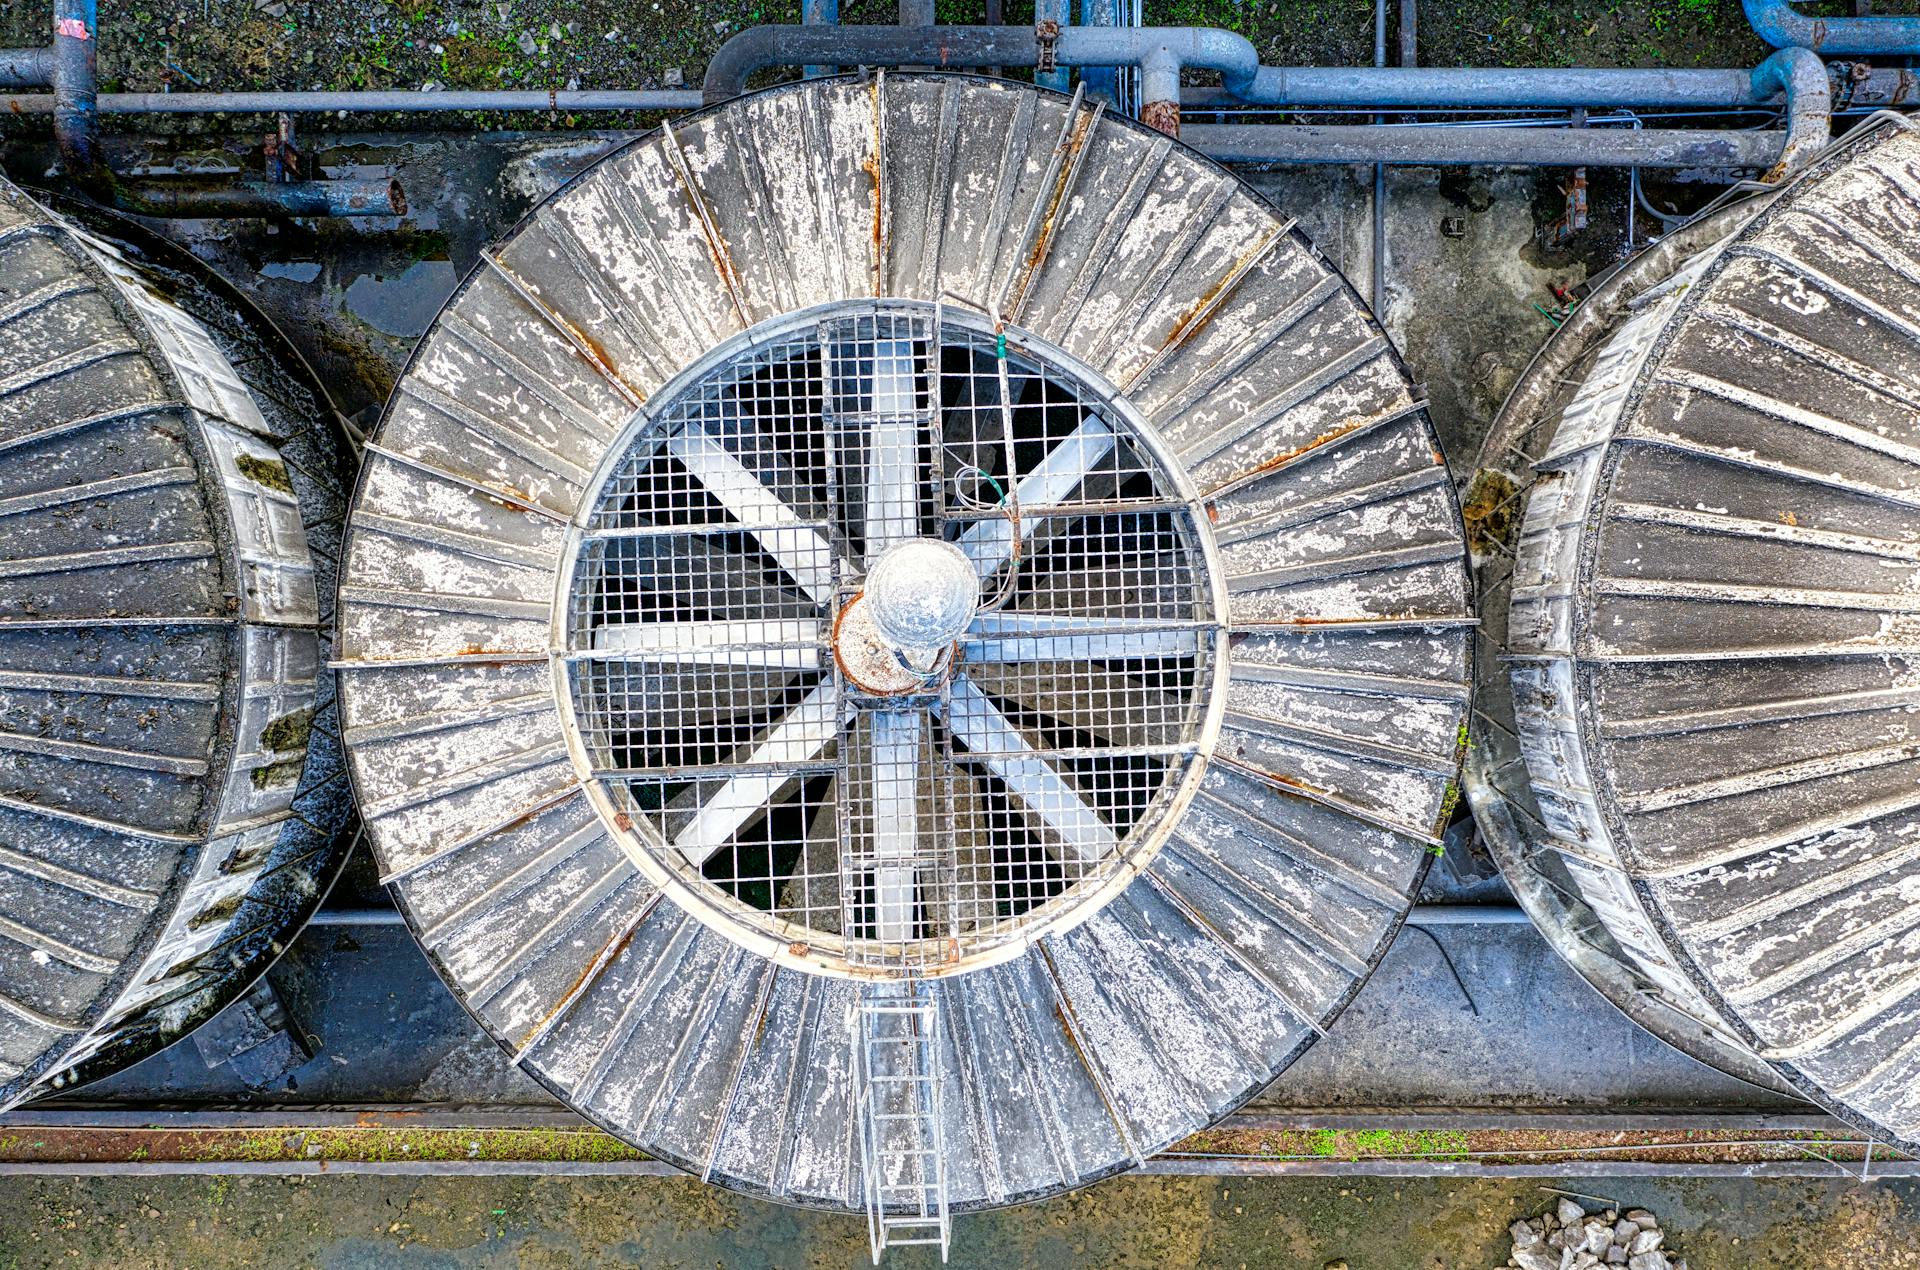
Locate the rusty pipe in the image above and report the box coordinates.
[1751,46,1833,179]
[108,176,407,219]
[0,46,51,89]
[44,0,404,218]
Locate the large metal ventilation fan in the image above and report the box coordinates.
[1469,116,1920,1151]
[0,176,353,1106]
[337,73,1471,1250]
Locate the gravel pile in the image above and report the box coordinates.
[1506,1198,1687,1270]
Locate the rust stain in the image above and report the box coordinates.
[1142,99,1181,138]
[1005,103,1099,318]
[613,811,633,831]
[1207,417,1373,493]
[662,120,749,325]
[482,251,644,407]
[867,75,886,296]
[1051,1001,1093,1070]
[515,923,639,1053]
[1275,614,1411,627]
[1135,226,1284,389]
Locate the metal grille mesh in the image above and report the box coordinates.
[564,303,1220,974]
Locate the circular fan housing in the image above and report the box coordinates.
[556,303,1228,977]
[0,178,353,1107]
[1467,118,1920,1148]
[339,74,1472,1210]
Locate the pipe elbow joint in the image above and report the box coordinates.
[1743,0,1802,50]
[1751,47,1831,180]
[1744,0,1920,55]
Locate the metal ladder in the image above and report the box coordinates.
[853,979,951,1262]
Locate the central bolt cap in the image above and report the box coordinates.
[864,539,980,654]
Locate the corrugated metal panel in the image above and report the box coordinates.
[1471,117,1920,1147]
[338,73,1473,1210]
[0,179,353,1107]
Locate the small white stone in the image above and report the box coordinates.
[1557,1199,1587,1226]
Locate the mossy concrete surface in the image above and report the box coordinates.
[0,1174,1917,1268]
[0,1123,1881,1167]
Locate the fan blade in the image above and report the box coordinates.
[867,709,924,944]
[962,612,1202,663]
[938,676,1117,864]
[666,423,836,602]
[863,336,923,559]
[957,417,1115,577]
[675,681,841,864]
[585,618,824,669]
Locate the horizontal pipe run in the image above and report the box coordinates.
[1745,0,1920,56]
[701,23,1859,112]
[10,70,1905,119]
[0,46,50,89]
[112,177,406,218]
[704,24,1041,100]
[1239,63,1909,110]
[1182,122,1787,168]
[0,88,705,115]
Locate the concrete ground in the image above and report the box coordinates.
[1,1174,1918,1268]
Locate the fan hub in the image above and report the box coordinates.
[831,539,978,695]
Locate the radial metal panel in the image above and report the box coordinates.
[0,180,353,1107]
[338,73,1473,1210]
[1468,116,1920,1149]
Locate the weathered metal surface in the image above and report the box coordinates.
[336,73,1472,1212]
[0,179,352,1108]
[1471,116,1920,1153]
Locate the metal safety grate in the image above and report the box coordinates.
[563,302,1223,976]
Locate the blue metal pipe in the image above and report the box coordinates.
[802,0,839,80]
[1751,46,1832,177]
[1078,0,1122,105]
[1744,0,1920,57]
[51,0,101,195]
[47,0,402,216]
[0,46,50,89]
[1036,0,1071,92]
